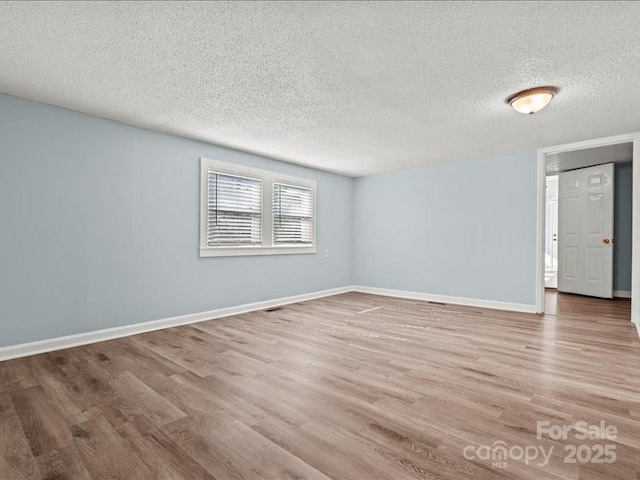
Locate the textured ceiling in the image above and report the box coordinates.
[546,143,633,175]
[1,1,640,176]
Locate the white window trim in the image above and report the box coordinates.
[200,157,317,257]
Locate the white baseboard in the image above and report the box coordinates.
[0,286,354,362]
[636,322,640,340]
[614,290,632,299]
[353,285,538,314]
[0,284,541,362]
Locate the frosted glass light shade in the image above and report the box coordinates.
[509,87,557,114]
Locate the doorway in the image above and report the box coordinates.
[544,175,559,289]
[536,133,640,324]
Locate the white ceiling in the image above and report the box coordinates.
[546,142,633,175]
[1,1,640,177]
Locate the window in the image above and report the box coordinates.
[206,171,262,246]
[200,158,316,257]
[273,183,314,245]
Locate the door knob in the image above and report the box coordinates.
[603,238,611,244]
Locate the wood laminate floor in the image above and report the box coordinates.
[0,291,638,480]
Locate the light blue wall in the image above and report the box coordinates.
[0,94,353,347]
[353,151,538,306]
[614,163,633,292]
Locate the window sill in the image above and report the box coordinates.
[200,246,317,258]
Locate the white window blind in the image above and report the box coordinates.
[207,171,262,246]
[272,183,314,245]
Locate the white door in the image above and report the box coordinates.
[558,163,615,298]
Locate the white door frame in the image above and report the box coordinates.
[535,132,640,324]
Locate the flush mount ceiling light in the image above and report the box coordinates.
[508,86,558,114]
